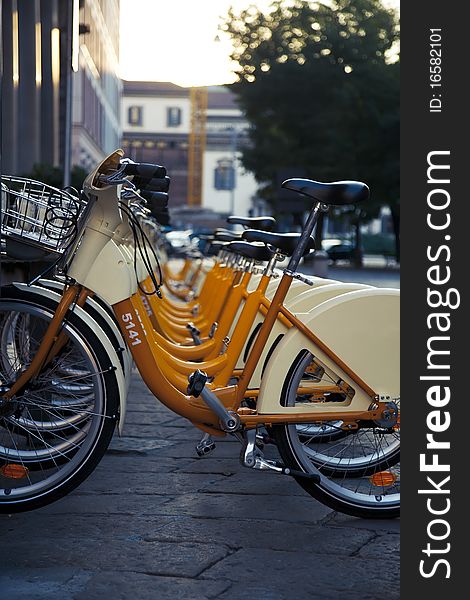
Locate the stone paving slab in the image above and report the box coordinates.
[145,516,376,555]
[0,569,232,600]
[2,537,231,579]
[0,373,400,598]
[202,548,400,600]
[156,491,332,523]
[75,572,232,600]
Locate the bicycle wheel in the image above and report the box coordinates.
[273,350,400,518]
[0,286,119,512]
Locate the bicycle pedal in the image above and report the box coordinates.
[195,434,216,457]
[187,369,208,397]
[186,322,200,335]
[187,370,241,433]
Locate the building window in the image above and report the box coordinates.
[214,159,235,190]
[167,107,182,127]
[128,106,142,126]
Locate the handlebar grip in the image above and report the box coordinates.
[141,191,169,209]
[154,207,169,216]
[136,176,170,193]
[154,209,171,226]
[122,162,167,179]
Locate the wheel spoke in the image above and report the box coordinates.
[0,296,116,511]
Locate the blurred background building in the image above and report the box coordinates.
[0,0,395,254]
[1,0,121,179]
[71,0,121,171]
[121,81,258,220]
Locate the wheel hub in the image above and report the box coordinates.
[372,401,399,428]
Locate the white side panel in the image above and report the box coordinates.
[246,282,372,388]
[79,240,136,305]
[257,289,400,415]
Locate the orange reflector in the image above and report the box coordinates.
[0,463,29,479]
[369,471,397,487]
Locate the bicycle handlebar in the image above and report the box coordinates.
[135,176,171,193]
[121,162,167,180]
[140,191,169,209]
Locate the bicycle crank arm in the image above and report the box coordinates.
[251,456,321,483]
[187,370,241,432]
[240,428,320,482]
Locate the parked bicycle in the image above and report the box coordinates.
[0,150,399,517]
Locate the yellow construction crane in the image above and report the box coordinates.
[187,86,208,206]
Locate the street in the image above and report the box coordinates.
[0,370,399,600]
[303,257,400,289]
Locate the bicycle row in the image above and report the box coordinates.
[0,149,399,517]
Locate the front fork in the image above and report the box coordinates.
[0,284,85,414]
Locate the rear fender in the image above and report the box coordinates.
[241,282,371,386]
[256,288,399,415]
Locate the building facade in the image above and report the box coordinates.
[1,0,121,178]
[71,0,121,171]
[121,81,258,216]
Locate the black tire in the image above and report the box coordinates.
[272,350,400,519]
[0,285,119,513]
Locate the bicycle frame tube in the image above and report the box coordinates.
[112,295,236,434]
[43,287,93,364]
[1,285,82,400]
[129,248,377,402]
[235,272,293,402]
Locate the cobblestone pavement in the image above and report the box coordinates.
[0,375,399,600]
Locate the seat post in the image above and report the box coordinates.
[285,201,325,274]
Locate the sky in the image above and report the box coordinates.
[119,0,400,87]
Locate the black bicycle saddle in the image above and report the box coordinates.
[227,241,275,261]
[226,216,276,231]
[242,230,315,256]
[282,179,369,206]
[213,229,242,242]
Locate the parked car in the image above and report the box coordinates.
[326,241,355,263]
[165,230,194,256]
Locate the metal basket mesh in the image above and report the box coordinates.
[1,176,86,254]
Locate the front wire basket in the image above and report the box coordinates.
[1,176,88,261]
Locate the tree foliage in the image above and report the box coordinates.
[21,164,88,193]
[222,0,400,258]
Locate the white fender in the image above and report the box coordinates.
[39,279,133,387]
[233,277,339,366]
[245,282,372,387]
[12,282,128,433]
[265,276,337,300]
[247,274,334,294]
[257,288,400,415]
